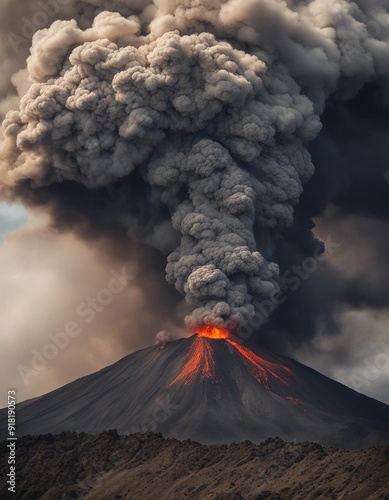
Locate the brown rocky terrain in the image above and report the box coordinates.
[1,431,389,500]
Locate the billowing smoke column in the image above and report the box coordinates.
[0,0,388,331]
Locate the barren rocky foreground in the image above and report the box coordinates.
[1,431,389,500]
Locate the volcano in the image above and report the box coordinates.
[1,332,389,448]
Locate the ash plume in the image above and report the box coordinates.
[1,0,389,333]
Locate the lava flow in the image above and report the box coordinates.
[170,326,299,396]
[225,340,295,391]
[170,336,218,386]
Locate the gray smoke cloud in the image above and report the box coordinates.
[1,0,389,331]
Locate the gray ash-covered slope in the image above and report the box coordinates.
[1,334,388,448]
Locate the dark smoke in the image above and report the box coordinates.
[259,83,389,352]
[1,0,389,339]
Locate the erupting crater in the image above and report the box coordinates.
[1,329,389,448]
[195,325,230,339]
[169,326,303,408]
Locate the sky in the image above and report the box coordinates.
[0,0,388,408]
[0,202,27,242]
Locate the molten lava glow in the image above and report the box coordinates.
[170,333,304,410]
[195,325,230,339]
[226,340,296,390]
[170,337,217,386]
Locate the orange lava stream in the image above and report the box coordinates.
[169,327,302,411]
[170,336,217,386]
[226,339,295,390]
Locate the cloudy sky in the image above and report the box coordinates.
[0,0,388,408]
[0,202,27,242]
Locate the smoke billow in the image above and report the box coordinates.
[1,0,389,332]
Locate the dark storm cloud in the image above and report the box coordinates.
[1,0,389,341]
[258,83,389,352]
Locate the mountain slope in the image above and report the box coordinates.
[1,334,388,448]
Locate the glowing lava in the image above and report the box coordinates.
[225,339,296,390]
[170,328,304,410]
[195,325,230,339]
[170,336,218,386]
